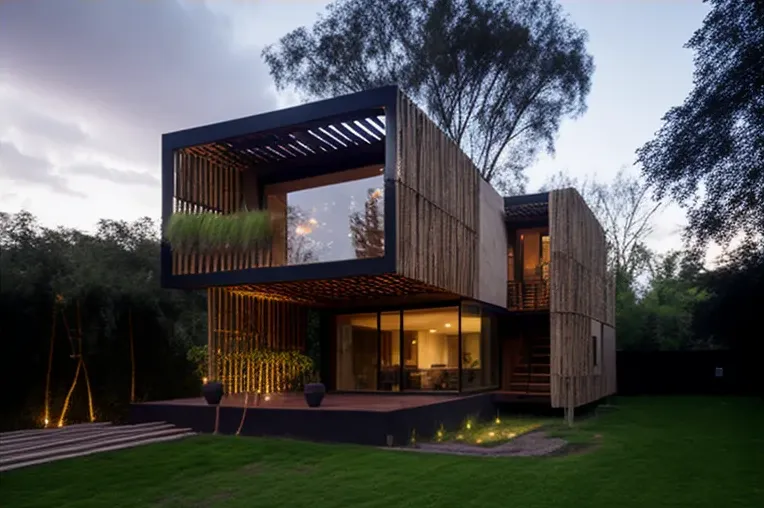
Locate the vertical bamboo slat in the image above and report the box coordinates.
[207,287,309,396]
[170,150,272,275]
[549,188,616,408]
[394,91,479,298]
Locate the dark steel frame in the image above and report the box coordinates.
[160,86,400,289]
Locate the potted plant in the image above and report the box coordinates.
[303,371,325,408]
[202,379,225,405]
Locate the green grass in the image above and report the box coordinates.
[2,397,762,508]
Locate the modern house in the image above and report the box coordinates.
[150,86,615,439]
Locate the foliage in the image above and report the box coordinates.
[434,415,543,447]
[2,397,762,508]
[540,168,661,279]
[262,0,594,189]
[636,0,764,246]
[187,345,208,380]
[165,211,272,253]
[287,205,326,264]
[0,211,206,430]
[349,188,384,259]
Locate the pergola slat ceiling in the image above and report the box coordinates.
[504,202,549,220]
[229,274,452,306]
[181,110,386,170]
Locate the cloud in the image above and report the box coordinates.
[0,0,278,169]
[68,163,159,187]
[0,140,85,198]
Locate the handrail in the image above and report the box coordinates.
[506,280,550,311]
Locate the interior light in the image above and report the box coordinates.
[202,377,208,385]
[411,339,417,345]
[429,329,437,333]
[445,323,452,328]
[308,218,318,226]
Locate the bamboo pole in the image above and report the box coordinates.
[129,308,136,403]
[43,299,58,427]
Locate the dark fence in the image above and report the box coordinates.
[616,350,759,396]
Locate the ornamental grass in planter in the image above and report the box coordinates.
[165,210,272,253]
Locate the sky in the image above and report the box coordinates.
[0,0,712,260]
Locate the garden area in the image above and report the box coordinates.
[1,396,761,508]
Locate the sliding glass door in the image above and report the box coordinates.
[335,303,500,393]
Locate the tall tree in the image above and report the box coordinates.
[540,168,661,279]
[636,0,764,246]
[263,0,594,190]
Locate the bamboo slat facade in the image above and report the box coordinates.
[207,287,308,395]
[395,92,479,299]
[171,151,273,275]
[548,188,616,408]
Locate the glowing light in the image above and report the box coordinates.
[295,225,311,236]
[476,439,483,444]
[264,394,271,402]
[437,430,443,438]
[371,188,383,199]
[202,377,208,384]
[444,323,452,328]
[456,434,464,440]
[411,339,417,345]
[308,218,318,226]
[466,421,472,430]
[509,432,516,438]
[495,417,501,424]
[44,418,49,426]
[57,422,63,428]
[489,431,495,437]
[429,329,437,333]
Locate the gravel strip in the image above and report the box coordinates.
[387,431,567,457]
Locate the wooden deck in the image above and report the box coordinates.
[131,392,496,446]
[148,393,463,412]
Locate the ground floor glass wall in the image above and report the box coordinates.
[335,302,499,393]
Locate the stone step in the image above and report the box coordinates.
[0,421,170,448]
[1,422,175,455]
[0,422,113,441]
[0,425,194,471]
[0,432,195,473]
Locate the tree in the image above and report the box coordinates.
[350,188,385,259]
[540,168,662,280]
[263,0,594,190]
[286,205,325,264]
[636,0,764,246]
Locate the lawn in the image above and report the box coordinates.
[1,397,762,508]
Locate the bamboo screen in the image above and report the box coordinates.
[171,150,272,275]
[207,287,308,395]
[395,92,479,298]
[548,188,616,408]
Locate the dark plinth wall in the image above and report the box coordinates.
[130,394,496,447]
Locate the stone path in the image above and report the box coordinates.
[0,421,195,472]
[393,431,568,457]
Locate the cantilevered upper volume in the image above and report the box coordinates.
[160,86,507,308]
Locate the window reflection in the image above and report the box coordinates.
[264,167,384,266]
[336,313,378,391]
[379,312,401,391]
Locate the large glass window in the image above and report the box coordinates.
[265,166,385,266]
[400,307,459,391]
[335,304,498,393]
[335,313,378,391]
[461,302,499,391]
[379,311,401,391]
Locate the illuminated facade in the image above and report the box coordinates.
[161,86,616,407]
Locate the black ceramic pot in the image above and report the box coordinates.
[304,383,326,408]
[202,381,224,405]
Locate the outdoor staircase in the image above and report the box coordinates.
[0,421,195,472]
[508,340,551,396]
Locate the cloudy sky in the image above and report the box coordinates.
[0,0,711,259]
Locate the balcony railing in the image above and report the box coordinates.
[507,280,550,311]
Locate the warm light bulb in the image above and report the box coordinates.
[466,421,472,430]
[444,323,452,328]
[429,329,437,333]
[489,431,495,437]
[44,418,49,426]
[202,377,208,384]
[308,218,318,225]
[264,394,271,402]
[476,439,482,444]
[437,430,443,438]
[495,417,501,424]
